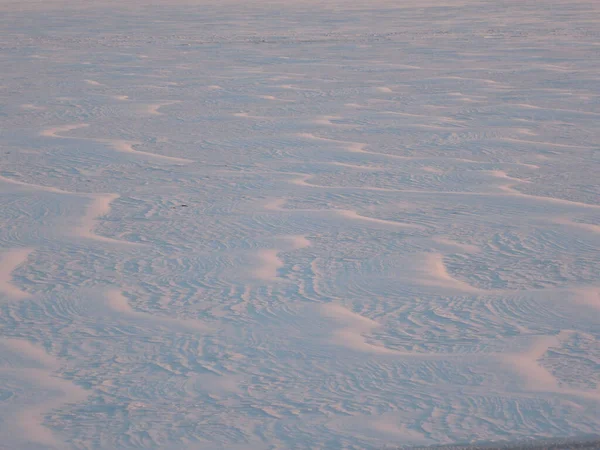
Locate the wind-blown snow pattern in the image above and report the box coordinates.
[1,1,599,449]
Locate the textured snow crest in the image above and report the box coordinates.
[1,1,599,449]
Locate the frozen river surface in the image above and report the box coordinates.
[1,1,599,449]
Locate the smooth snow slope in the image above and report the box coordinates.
[0,1,599,449]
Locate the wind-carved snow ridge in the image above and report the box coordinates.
[0,339,89,448]
[499,333,600,403]
[320,302,395,355]
[254,235,311,281]
[40,123,192,163]
[263,196,422,230]
[0,248,33,300]
[105,289,209,332]
[139,101,181,116]
[0,175,141,246]
[1,0,600,449]
[76,194,135,245]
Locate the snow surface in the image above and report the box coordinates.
[1,1,599,449]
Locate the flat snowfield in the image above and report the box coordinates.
[1,1,599,449]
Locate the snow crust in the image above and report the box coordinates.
[1,1,599,448]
